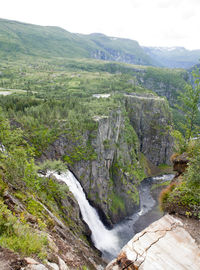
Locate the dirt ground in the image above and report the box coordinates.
[0,247,27,270]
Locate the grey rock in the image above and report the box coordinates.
[58,257,70,270]
[106,215,200,270]
[125,93,173,165]
[46,262,59,270]
[24,264,48,270]
[40,94,173,224]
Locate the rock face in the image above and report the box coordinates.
[106,214,200,270]
[91,48,149,66]
[88,33,153,66]
[41,109,142,224]
[134,69,188,106]
[171,152,189,175]
[40,94,173,224]
[125,93,173,165]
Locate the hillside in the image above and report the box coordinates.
[80,33,154,65]
[1,18,200,68]
[0,18,95,59]
[0,18,154,66]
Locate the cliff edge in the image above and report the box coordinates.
[106,214,200,270]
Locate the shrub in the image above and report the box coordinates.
[0,200,48,259]
[159,183,176,211]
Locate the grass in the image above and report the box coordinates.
[0,200,48,259]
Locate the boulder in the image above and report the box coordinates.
[106,214,200,270]
[171,152,189,175]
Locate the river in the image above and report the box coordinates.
[108,174,174,260]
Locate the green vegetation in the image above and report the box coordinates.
[0,108,90,259]
[0,56,159,166]
[0,200,48,259]
[176,69,200,149]
[110,192,125,215]
[0,18,155,66]
[160,141,200,218]
[172,69,200,154]
[38,159,67,173]
[144,67,186,90]
[0,19,199,266]
[160,68,200,219]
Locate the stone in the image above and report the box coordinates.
[106,214,200,270]
[125,93,173,166]
[58,257,70,270]
[24,264,48,270]
[46,261,59,270]
[24,257,39,265]
[171,152,189,174]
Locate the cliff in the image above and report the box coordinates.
[40,94,173,225]
[106,214,200,270]
[125,93,173,166]
[40,109,142,224]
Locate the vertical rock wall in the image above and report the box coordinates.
[125,93,173,165]
[40,94,174,224]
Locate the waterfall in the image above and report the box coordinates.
[47,171,174,261]
[51,171,120,257]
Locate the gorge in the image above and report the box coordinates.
[40,92,174,227]
[0,18,199,270]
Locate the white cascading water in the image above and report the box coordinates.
[51,171,120,257]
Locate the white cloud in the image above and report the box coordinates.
[0,0,200,49]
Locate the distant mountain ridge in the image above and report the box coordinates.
[81,33,154,66]
[144,46,200,68]
[0,18,200,68]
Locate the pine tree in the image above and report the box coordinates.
[177,68,200,143]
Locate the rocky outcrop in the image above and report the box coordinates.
[40,108,144,224]
[134,69,188,106]
[106,214,200,270]
[171,152,189,175]
[40,94,173,224]
[125,93,173,165]
[91,49,149,66]
[0,248,100,270]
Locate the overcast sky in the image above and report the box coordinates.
[0,0,200,50]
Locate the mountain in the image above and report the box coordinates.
[0,18,96,58]
[0,18,154,66]
[80,33,154,65]
[144,46,200,68]
[1,18,200,68]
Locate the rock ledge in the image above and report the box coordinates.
[106,214,200,270]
